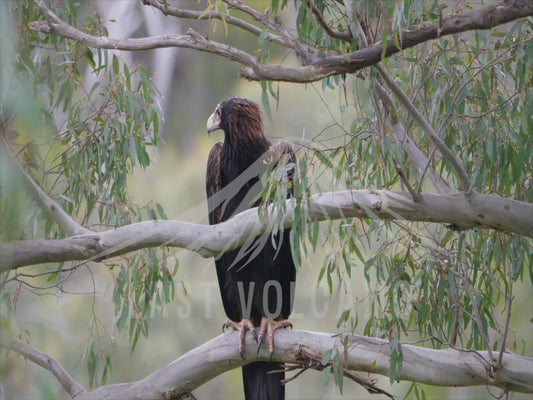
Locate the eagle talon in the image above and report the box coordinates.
[256,317,293,357]
[223,318,257,358]
[251,329,259,343]
[257,335,264,355]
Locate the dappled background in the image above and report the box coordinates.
[1,0,531,399]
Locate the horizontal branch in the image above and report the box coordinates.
[28,17,258,68]
[29,0,533,83]
[300,0,533,83]
[1,189,532,271]
[13,330,529,399]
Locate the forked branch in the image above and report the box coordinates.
[29,0,533,83]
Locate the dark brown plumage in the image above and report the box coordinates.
[206,97,296,400]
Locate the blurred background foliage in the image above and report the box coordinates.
[0,0,532,399]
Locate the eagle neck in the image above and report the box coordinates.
[222,128,270,174]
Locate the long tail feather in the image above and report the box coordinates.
[242,361,284,400]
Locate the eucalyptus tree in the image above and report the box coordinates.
[1,0,532,398]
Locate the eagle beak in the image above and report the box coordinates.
[206,111,221,135]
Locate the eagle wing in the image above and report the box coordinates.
[206,142,223,225]
[261,139,297,319]
[264,139,296,187]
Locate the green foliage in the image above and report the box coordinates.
[321,338,349,394]
[280,0,533,392]
[1,0,176,388]
[1,0,532,396]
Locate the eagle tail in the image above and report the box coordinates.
[242,361,285,400]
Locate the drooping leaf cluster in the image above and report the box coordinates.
[263,0,533,393]
[1,0,177,387]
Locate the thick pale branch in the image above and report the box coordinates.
[18,330,530,399]
[30,0,533,83]
[1,190,532,271]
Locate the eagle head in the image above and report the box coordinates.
[206,97,264,139]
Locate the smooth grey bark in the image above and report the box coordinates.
[2,189,532,272]
[8,330,532,399]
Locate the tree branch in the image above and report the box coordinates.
[8,339,87,398]
[9,330,532,399]
[374,63,472,192]
[1,126,91,236]
[1,133,531,272]
[1,188,532,271]
[306,0,352,42]
[372,77,451,194]
[223,0,314,64]
[29,0,533,83]
[30,1,259,69]
[141,0,290,48]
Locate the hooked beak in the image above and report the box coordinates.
[206,111,221,135]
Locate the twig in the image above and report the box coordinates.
[343,370,395,399]
[306,0,352,42]
[295,345,394,397]
[223,0,314,64]
[281,364,310,384]
[460,249,495,365]
[142,0,289,48]
[497,267,514,369]
[417,147,439,193]
[393,159,421,202]
[34,0,63,23]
